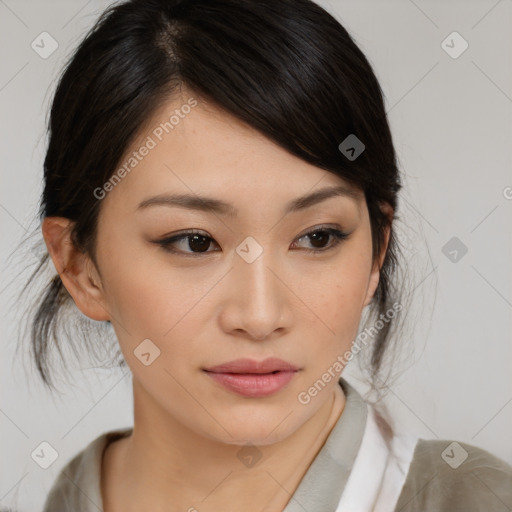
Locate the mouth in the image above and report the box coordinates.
[202,358,300,397]
[203,369,298,397]
[203,357,300,375]
[204,369,290,375]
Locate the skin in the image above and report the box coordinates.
[42,89,392,511]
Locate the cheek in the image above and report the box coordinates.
[97,236,202,341]
[308,282,366,363]
[296,269,371,391]
[305,251,372,334]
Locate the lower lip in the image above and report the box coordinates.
[204,370,297,397]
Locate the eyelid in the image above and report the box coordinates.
[295,223,342,239]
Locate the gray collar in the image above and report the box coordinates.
[283,377,368,511]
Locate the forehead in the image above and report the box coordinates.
[99,92,365,218]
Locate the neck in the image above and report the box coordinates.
[102,379,346,512]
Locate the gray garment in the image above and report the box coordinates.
[394,437,512,511]
[42,377,512,511]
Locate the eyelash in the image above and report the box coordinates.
[154,225,350,258]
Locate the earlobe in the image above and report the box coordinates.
[363,262,381,308]
[41,217,111,322]
[363,204,393,308]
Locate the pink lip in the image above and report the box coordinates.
[203,358,300,398]
[204,371,297,397]
[204,357,299,374]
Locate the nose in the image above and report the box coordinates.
[218,243,291,341]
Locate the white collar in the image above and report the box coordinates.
[335,404,419,511]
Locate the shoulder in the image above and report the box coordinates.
[394,438,512,511]
[42,428,132,512]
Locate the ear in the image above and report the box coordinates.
[362,203,393,308]
[41,217,111,322]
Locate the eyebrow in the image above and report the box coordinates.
[136,185,360,217]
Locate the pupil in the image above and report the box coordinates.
[189,235,210,252]
[310,231,328,248]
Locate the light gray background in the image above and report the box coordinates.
[1,0,511,510]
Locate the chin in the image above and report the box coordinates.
[202,413,304,447]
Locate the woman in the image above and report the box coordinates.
[20,0,511,510]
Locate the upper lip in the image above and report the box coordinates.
[203,358,299,374]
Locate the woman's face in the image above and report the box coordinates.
[81,92,386,445]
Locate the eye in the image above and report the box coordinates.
[153,225,350,257]
[291,226,350,254]
[155,230,219,257]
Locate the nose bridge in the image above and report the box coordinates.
[227,236,287,338]
[235,237,279,305]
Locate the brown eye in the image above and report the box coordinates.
[156,230,220,256]
[292,227,349,253]
[185,234,212,253]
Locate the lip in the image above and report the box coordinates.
[203,358,300,398]
[203,357,299,374]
